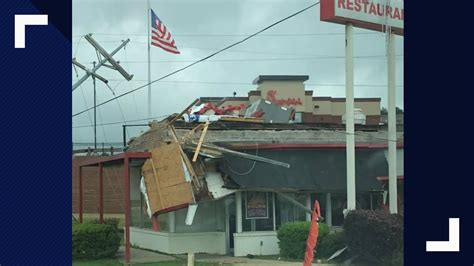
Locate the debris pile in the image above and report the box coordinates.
[245,99,294,123]
[130,99,291,227]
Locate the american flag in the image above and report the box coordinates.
[150,9,180,54]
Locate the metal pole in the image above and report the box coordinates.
[99,162,103,223]
[93,61,97,151]
[276,192,312,215]
[72,38,130,91]
[122,125,127,147]
[124,157,131,264]
[236,192,242,233]
[79,166,83,223]
[147,0,152,118]
[140,192,144,228]
[305,194,311,221]
[169,212,176,233]
[345,23,356,210]
[326,193,332,227]
[388,31,398,214]
[272,193,276,231]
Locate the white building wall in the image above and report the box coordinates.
[233,231,279,256]
[129,228,171,253]
[169,231,226,254]
[130,227,226,255]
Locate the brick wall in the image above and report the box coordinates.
[366,115,381,126]
[302,113,380,125]
[72,156,125,214]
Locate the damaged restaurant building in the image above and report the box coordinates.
[74,75,404,258]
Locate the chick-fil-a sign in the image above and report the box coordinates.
[266,90,303,106]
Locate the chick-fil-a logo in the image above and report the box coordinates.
[265,90,303,106]
[14,14,48,48]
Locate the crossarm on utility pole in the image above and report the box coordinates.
[72,35,130,91]
[84,34,133,81]
[72,58,108,84]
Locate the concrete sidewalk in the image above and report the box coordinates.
[182,253,335,265]
[116,246,176,264]
[117,248,337,265]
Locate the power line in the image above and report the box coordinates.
[84,54,402,64]
[72,2,321,118]
[73,32,379,38]
[73,42,398,58]
[72,78,404,88]
[73,114,170,128]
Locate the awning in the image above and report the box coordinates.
[218,149,387,192]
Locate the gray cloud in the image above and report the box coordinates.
[72,0,404,143]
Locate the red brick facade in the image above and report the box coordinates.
[72,156,125,214]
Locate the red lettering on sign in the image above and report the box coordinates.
[393,8,401,20]
[386,6,393,18]
[363,0,369,13]
[266,90,303,106]
[369,3,377,15]
[376,4,384,16]
[346,0,353,10]
[338,0,346,8]
[354,0,362,12]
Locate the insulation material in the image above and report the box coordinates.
[141,143,195,215]
[185,204,198,225]
[140,176,153,218]
[204,171,236,199]
[182,114,222,123]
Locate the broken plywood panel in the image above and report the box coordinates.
[141,143,194,214]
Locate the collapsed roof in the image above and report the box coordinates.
[127,99,403,219]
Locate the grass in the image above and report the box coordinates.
[254,254,332,264]
[73,258,219,266]
[73,259,124,266]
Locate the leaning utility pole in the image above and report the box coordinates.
[73,34,134,151]
[72,34,133,91]
[93,61,97,151]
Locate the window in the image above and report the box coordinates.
[242,192,274,232]
[175,200,222,233]
[275,193,307,229]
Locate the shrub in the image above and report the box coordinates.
[277,221,329,259]
[316,231,346,258]
[343,210,403,264]
[72,223,121,260]
[90,218,121,232]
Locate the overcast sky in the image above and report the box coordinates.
[72,0,404,145]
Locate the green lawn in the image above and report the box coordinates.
[73,258,219,266]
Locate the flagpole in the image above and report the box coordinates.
[147,0,152,119]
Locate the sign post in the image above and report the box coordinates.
[320,0,404,214]
[387,31,397,214]
[345,23,356,211]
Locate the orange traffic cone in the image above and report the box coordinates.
[303,200,321,266]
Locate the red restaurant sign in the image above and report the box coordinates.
[320,0,404,35]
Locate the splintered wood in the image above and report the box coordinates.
[192,121,210,162]
[141,143,195,214]
[168,125,202,189]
